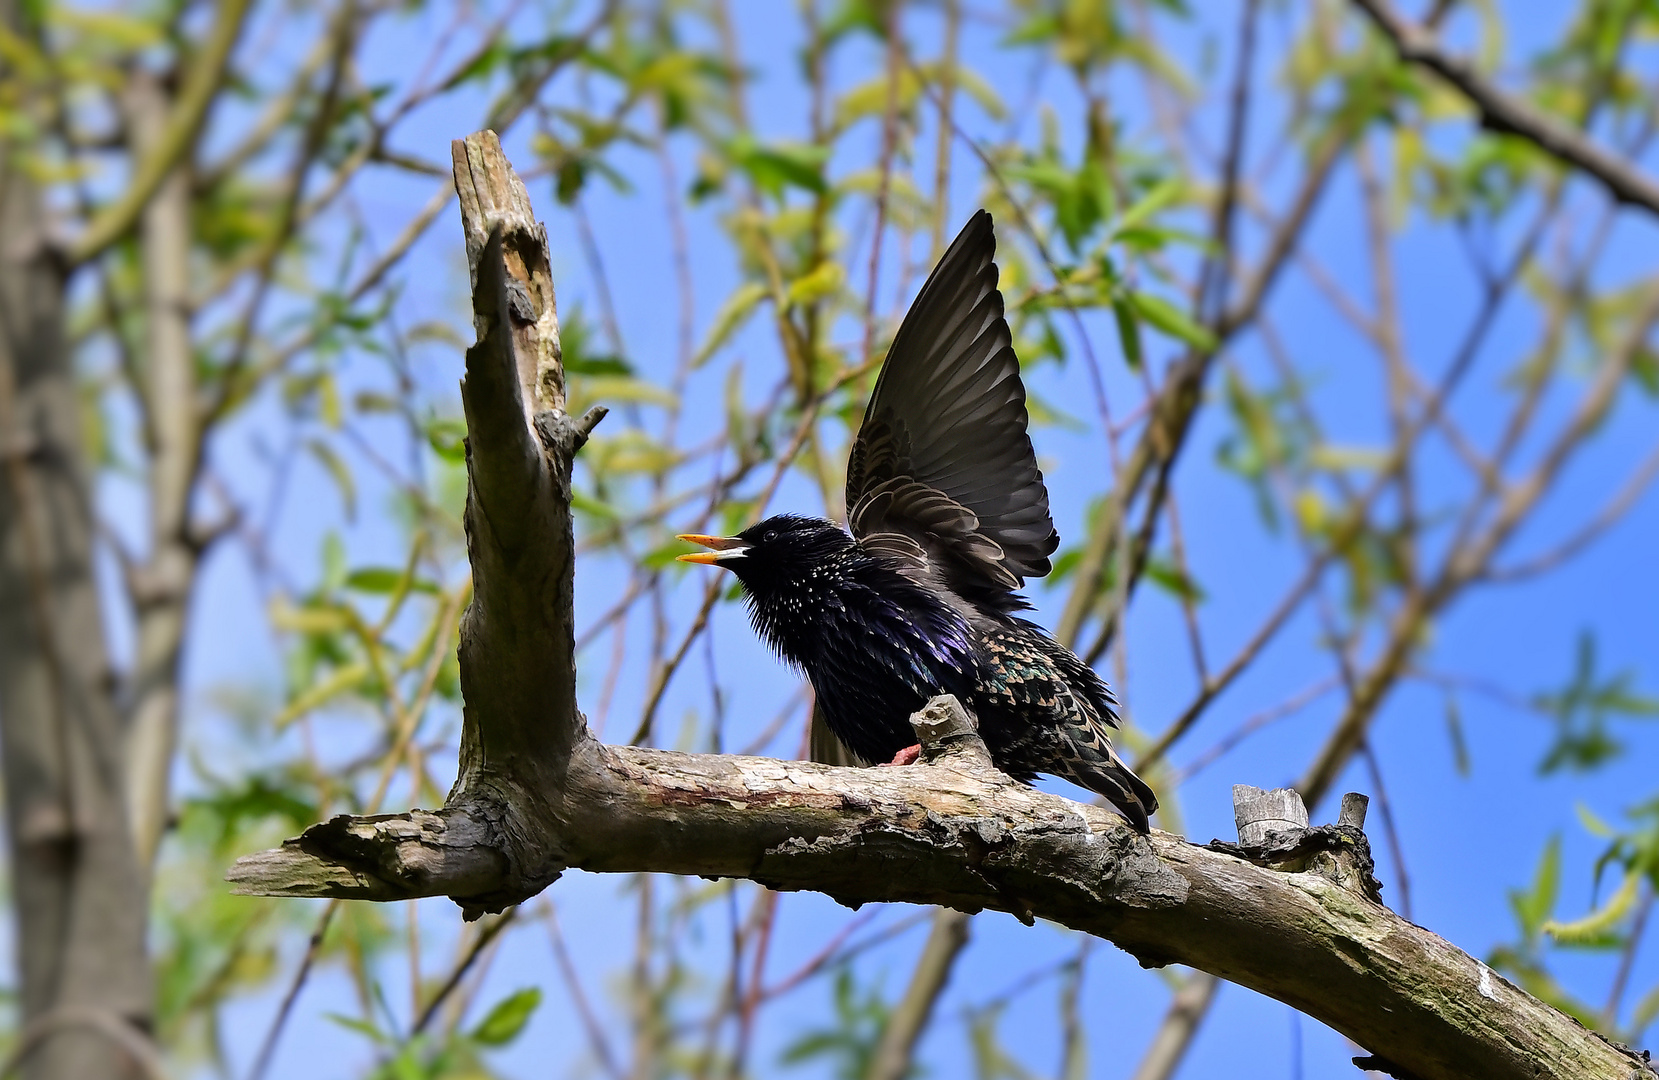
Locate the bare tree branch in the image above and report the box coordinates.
[1349,0,1659,216]
[66,0,252,267]
[230,696,1646,1080]
[121,69,202,869]
[864,908,971,1080]
[1127,972,1219,1080]
[1056,125,1347,650]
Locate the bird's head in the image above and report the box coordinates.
[676,514,853,594]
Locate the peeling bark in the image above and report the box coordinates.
[227,131,1656,1080]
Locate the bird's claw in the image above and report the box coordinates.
[882,745,922,767]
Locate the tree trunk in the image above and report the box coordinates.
[0,6,153,1074]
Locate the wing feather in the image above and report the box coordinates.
[846,211,1058,601]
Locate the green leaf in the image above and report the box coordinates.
[1128,291,1216,350]
[779,968,888,1077]
[725,361,755,465]
[579,376,678,408]
[471,987,541,1046]
[1575,802,1617,838]
[591,431,680,473]
[182,774,318,852]
[345,567,405,594]
[1534,631,1657,773]
[1111,296,1142,369]
[269,598,350,636]
[694,281,770,368]
[566,353,633,376]
[1115,176,1184,235]
[1024,391,1087,432]
[321,532,348,593]
[1003,12,1060,48]
[345,567,438,595]
[835,69,922,129]
[276,662,371,728]
[316,372,342,428]
[354,391,402,415]
[1510,835,1561,938]
[426,418,467,463]
[559,304,633,375]
[1632,347,1659,397]
[326,1012,388,1045]
[728,135,829,198]
[1144,556,1205,603]
[440,41,506,91]
[570,490,619,520]
[822,0,883,42]
[644,540,700,569]
[786,261,846,306]
[1047,548,1083,584]
[51,8,164,48]
[1309,444,1390,472]
[1543,869,1639,945]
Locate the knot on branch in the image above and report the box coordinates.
[535,405,609,460]
[910,694,996,772]
[1209,785,1384,904]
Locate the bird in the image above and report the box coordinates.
[678,210,1157,833]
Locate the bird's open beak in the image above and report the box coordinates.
[675,534,750,565]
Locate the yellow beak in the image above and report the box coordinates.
[675,534,750,565]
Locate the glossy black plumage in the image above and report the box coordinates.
[680,212,1157,832]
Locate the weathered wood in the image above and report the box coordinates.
[1233,784,1309,846]
[226,131,1656,1080]
[1339,791,1370,829]
[229,726,1646,1080]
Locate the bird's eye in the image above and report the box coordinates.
[764,529,779,543]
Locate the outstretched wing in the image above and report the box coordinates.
[846,210,1058,600]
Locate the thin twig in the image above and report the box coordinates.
[1484,442,1659,583]
[546,903,624,1078]
[246,900,340,1080]
[412,908,520,1035]
[1604,885,1653,1032]
[859,1,903,370]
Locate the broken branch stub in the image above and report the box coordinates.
[1218,785,1384,905]
[224,131,1654,1080]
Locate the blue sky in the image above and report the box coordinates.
[133,2,1659,1077]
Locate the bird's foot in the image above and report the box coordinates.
[881,744,922,767]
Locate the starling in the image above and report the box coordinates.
[679,211,1157,832]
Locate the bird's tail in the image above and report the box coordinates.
[1062,739,1158,834]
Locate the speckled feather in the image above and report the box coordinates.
[695,212,1157,832]
[725,516,1155,832]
